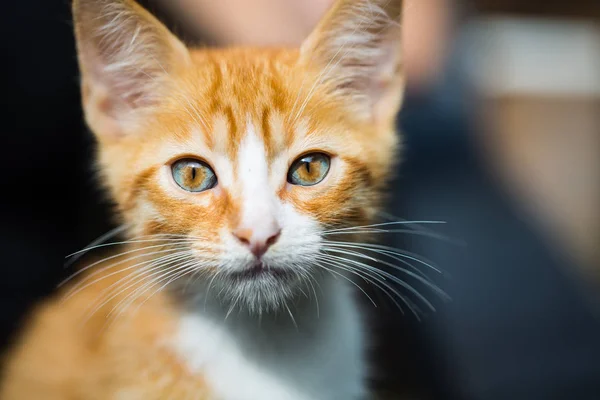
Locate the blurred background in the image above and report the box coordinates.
[1,0,599,399]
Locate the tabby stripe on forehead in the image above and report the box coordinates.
[207,61,223,104]
[223,105,239,160]
[261,107,273,160]
[268,72,287,112]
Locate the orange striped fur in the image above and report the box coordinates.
[1,0,405,398]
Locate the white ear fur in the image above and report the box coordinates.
[299,0,404,124]
[73,0,191,139]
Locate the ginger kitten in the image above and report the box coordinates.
[1,0,404,398]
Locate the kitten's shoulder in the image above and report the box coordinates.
[0,258,199,399]
[0,282,103,399]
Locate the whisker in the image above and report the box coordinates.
[289,7,372,126]
[83,256,199,325]
[313,260,378,308]
[65,237,201,259]
[183,268,207,294]
[60,243,193,289]
[323,228,456,243]
[204,269,224,311]
[377,212,451,236]
[322,243,431,282]
[321,254,424,317]
[62,248,193,302]
[322,241,442,274]
[225,290,244,320]
[305,274,320,318]
[79,252,197,320]
[321,220,447,234]
[323,249,447,301]
[102,262,201,333]
[125,261,201,316]
[65,224,129,268]
[284,302,298,330]
[315,259,411,315]
[108,254,203,310]
[319,253,437,313]
[287,65,312,125]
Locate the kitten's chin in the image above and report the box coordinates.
[227,261,293,281]
[185,262,308,315]
[222,267,304,314]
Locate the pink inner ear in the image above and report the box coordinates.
[85,45,162,115]
[298,0,404,121]
[75,0,192,132]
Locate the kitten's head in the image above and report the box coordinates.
[73,0,404,312]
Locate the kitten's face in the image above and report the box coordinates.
[74,0,403,312]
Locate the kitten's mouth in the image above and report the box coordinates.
[229,261,292,280]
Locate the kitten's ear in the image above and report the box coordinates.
[299,0,404,125]
[73,0,191,139]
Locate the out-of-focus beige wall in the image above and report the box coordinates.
[468,17,600,277]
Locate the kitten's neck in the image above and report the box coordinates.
[170,275,366,400]
[171,274,357,371]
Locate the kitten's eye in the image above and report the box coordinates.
[171,159,217,193]
[287,153,331,186]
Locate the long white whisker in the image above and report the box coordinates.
[322,243,431,281]
[107,254,202,310]
[65,224,129,268]
[321,220,446,234]
[101,262,201,333]
[306,274,320,318]
[284,302,298,330]
[60,243,194,289]
[323,249,444,300]
[204,269,224,311]
[225,290,244,320]
[63,248,194,302]
[376,212,457,239]
[86,258,199,321]
[322,241,442,274]
[124,261,202,316]
[319,255,421,317]
[65,237,202,258]
[79,252,197,322]
[324,229,456,243]
[320,253,437,312]
[313,260,378,308]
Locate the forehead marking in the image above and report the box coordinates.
[236,119,278,230]
[211,114,229,155]
[285,117,310,149]
[261,107,272,158]
[238,120,269,189]
[222,106,239,160]
[268,110,286,158]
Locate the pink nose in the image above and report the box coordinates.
[233,227,281,259]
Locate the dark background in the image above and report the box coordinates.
[1,1,599,399]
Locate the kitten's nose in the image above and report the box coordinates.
[233,226,281,259]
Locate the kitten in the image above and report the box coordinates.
[1,0,404,398]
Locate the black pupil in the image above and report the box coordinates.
[304,161,311,173]
[191,167,197,180]
[302,156,315,174]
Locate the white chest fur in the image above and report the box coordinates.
[171,280,366,400]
